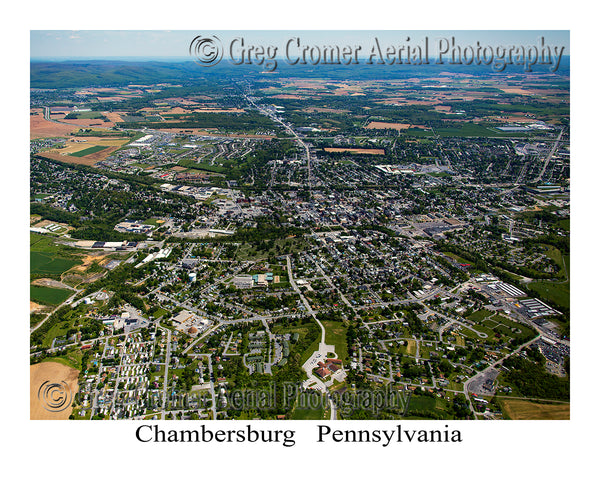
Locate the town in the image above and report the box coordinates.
[30,58,570,421]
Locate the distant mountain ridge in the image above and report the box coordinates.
[30,58,570,89]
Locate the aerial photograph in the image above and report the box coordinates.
[29,30,571,422]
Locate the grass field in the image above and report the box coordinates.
[541,244,568,279]
[322,320,348,362]
[30,233,82,276]
[31,251,79,275]
[442,251,473,265]
[499,398,569,419]
[290,392,327,419]
[476,313,537,343]
[300,334,321,366]
[41,348,83,370]
[66,111,105,119]
[143,218,165,227]
[468,309,494,322]
[178,159,227,174]
[405,123,529,138]
[30,285,72,305]
[527,281,570,309]
[405,394,451,418]
[152,307,170,319]
[69,145,108,157]
[557,218,570,231]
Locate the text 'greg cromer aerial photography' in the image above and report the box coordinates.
[30,30,570,421]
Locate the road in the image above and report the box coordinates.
[287,255,325,343]
[463,335,540,418]
[30,287,82,334]
[311,255,355,312]
[182,323,221,354]
[534,128,564,183]
[245,95,312,189]
[159,326,172,420]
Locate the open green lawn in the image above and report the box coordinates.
[142,218,163,227]
[300,334,321,365]
[233,237,308,262]
[542,244,568,279]
[322,320,348,362]
[152,307,170,319]
[483,314,537,342]
[178,159,227,174]
[290,392,327,419]
[468,309,494,322]
[557,218,570,231]
[30,285,72,305]
[527,281,570,309]
[405,394,452,418]
[69,145,108,157]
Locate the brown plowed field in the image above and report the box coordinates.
[324,147,385,155]
[30,362,80,420]
[39,146,120,166]
[30,109,79,139]
[366,121,411,131]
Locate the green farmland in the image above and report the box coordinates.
[31,251,79,275]
[30,233,81,276]
[405,123,529,138]
[30,285,72,305]
[69,145,108,157]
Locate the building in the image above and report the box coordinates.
[233,275,254,289]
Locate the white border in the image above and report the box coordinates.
[4,1,597,477]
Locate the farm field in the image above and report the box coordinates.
[30,108,79,138]
[365,121,413,131]
[405,123,527,138]
[38,136,130,165]
[39,146,120,166]
[30,251,79,276]
[69,145,108,157]
[30,285,72,305]
[323,148,385,155]
[499,398,569,420]
[30,233,82,275]
[30,362,80,420]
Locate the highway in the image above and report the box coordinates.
[534,127,564,183]
[245,94,313,189]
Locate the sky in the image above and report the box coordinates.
[30,30,570,59]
